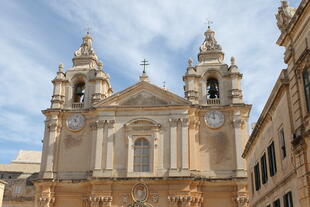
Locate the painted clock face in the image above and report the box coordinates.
[66,114,85,131]
[204,110,225,129]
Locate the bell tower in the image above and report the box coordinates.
[50,32,113,110]
[183,26,243,106]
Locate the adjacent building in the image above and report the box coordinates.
[0,180,6,207]
[35,27,251,207]
[0,150,41,207]
[242,0,310,207]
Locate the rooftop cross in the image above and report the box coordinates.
[204,19,213,29]
[84,26,92,35]
[140,59,150,73]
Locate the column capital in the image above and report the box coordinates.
[232,119,245,129]
[180,118,189,127]
[47,122,58,132]
[169,118,179,127]
[107,120,115,128]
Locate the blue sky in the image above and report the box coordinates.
[0,0,300,163]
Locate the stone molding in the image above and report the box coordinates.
[168,195,203,207]
[84,195,113,207]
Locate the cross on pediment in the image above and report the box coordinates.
[140,59,150,73]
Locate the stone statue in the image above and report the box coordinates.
[276,1,296,32]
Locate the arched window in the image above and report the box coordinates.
[207,78,219,99]
[73,82,85,103]
[134,138,150,172]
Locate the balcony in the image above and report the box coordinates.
[207,98,220,105]
[72,103,84,109]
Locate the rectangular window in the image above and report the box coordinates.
[268,141,277,176]
[283,191,293,207]
[273,199,281,207]
[261,153,268,184]
[279,128,287,159]
[303,67,310,112]
[254,163,261,191]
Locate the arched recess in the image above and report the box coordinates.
[70,74,87,105]
[124,118,161,176]
[200,69,224,105]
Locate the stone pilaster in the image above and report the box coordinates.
[181,118,189,170]
[93,120,105,176]
[38,185,55,207]
[42,114,60,179]
[169,118,178,170]
[232,110,246,176]
[105,120,115,170]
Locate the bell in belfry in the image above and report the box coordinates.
[76,85,84,96]
[208,84,218,98]
[207,78,219,99]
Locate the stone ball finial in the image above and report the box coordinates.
[231,56,236,65]
[188,58,193,67]
[58,63,64,72]
[98,61,103,70]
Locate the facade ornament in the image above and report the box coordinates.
[150,194,159,203]
[236,196,249,207]
[200,27,222,52]
[85,195,113,207]
[122,194,129,203]
[276,1,296,32]
[168,195,203,207]
[74,33,98,59]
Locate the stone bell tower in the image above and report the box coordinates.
[40,33,113,178]
[183,26,243,106]
[50,32,113,110]
[183,26,251,179]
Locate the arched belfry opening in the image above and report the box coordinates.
[207,78,219,99]
[73,82,85,103]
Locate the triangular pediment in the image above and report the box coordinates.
[94,81,191,107]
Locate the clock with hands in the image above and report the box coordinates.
[204,110,225,129]
[66,114,85,131]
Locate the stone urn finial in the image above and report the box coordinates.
[58,63,64,72]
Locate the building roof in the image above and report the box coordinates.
[0,150,41,174]
[242,70,289,157]
[11,150,41,164]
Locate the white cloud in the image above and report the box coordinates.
[0,0,294,161]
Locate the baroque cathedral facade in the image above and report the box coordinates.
[34,26,251,207]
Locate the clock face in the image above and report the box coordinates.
[66,114,85,131]
[204,110,225,129]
